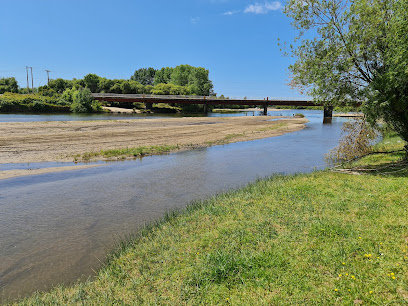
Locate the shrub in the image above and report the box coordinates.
[70,88,101,113]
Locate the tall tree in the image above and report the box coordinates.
[131,67,156,86]
[188,67,213,96]
[0,77,18,94]
[83,74,101,93]
[284,0,408,155]
[48,78,73,93]
[170,64,193,87]
[153,67,173,85]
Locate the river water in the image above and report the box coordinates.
[0,110,347,301]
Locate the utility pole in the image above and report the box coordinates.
[30,67,34,93]
[45,70,51,85]
[25,66,30,92]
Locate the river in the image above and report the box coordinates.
[0,110,347,301]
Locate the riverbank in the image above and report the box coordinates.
[13,134,408,305]
[0,116,307,179]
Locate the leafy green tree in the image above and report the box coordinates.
[170,64,193,87]
[72,78,85,89]
[169,65,213,95]
[83,74,101,93]
[188,67,213,96]
[70,88,99,113]
[144,85,154,94]
[48,78,73,93]
[130,67,157,86]
[284,0,408,156]
[367,0,408,153]
[99,78,114,93]
[120,80,145,94]
[0,77,19,93]
[38,85,57,97]
[59,88,76,105]
[153,67,173,85]
[152,83,190,95]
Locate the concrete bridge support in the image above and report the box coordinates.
[203,103,208,114]
[263,103,268,116]
[323,106,334,124]
[145,102,153,110]
[323,106,333,118]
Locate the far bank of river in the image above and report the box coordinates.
[0,109,347,301]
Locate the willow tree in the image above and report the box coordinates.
[284,0,408,156]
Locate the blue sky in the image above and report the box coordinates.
[1,0,302,98]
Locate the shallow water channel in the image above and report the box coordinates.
[0,110,348,301]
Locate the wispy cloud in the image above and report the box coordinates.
[244,1,283,14]
[223,10,240,16]
[191,17,200,24]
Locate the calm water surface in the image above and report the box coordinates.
[0,110,347,301]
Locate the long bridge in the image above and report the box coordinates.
[91,93,334,117]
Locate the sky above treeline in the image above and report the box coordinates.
[1,0,303,99]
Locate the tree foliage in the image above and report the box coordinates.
[284,0,408,154]
[83,74,100,92]
[131,64,214,95]
[130,67,157,86]
[154,67,173,85]
[0,77,19,94]
[70,88,101,113]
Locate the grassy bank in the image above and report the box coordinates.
[14,137,408,305]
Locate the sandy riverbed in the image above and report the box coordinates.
[0,116,307,179]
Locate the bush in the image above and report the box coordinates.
[70,88,93,113]
[70,88,101,113]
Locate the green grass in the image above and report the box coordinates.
[345,132,408,175]
[74,145,179,161]
[14,137,408,305]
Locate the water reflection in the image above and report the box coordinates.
[0,110,346,301]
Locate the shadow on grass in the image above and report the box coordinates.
[334,151,408,177]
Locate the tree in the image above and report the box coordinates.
[188,67,213,96]
[48,78,73,93]
[59,88,76,105]
[83,74,101,93]
[0,77,18,93]
[70,88,99,113]
[170,64,192,87]
[153,67,173,85]
[284,0,408,156]
[130,67,156,86]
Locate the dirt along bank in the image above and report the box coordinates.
[0,116,307,179]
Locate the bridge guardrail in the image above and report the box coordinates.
[91,93,313,102]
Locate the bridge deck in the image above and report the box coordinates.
[92,93,320,107]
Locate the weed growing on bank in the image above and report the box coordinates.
[73,145,179,161]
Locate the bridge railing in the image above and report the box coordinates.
[91,93,312,102]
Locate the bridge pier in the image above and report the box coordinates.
[323,106,333,118]
[323,106,333,124]
[203,103,208,114]
[263,103,268,116]
[145,102,153,110]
